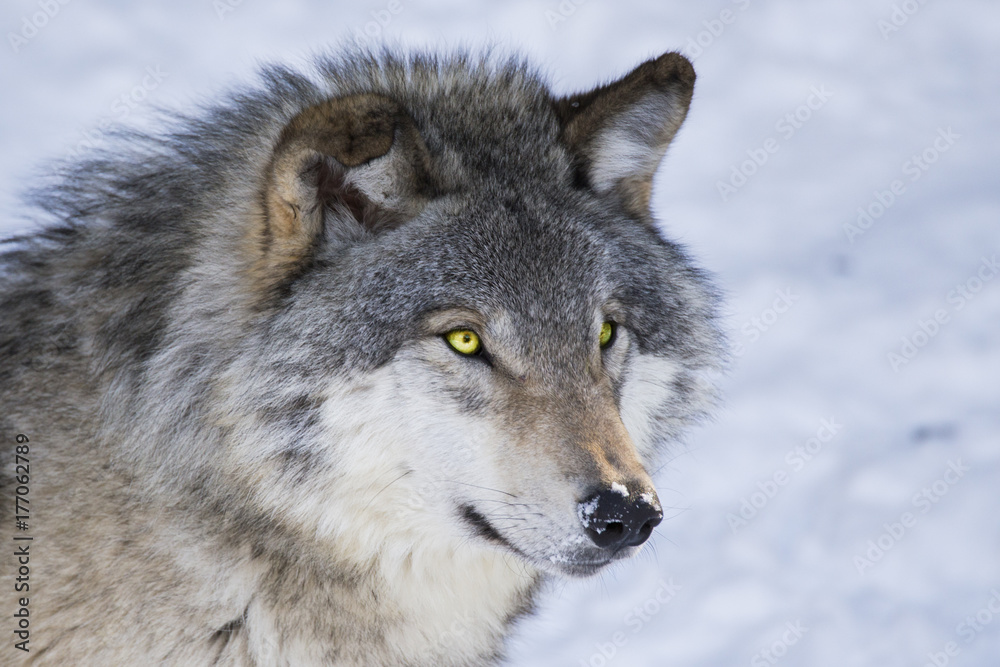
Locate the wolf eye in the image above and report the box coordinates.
[599,321,616,348]
[445,329,482,356]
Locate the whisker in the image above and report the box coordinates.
[444,480,519,498]
[360,469,413,512]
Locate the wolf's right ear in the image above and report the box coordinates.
[553,52,695,221]
[257,94,432,285]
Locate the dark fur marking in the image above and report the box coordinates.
[209,610,246,666]
[459,504,524,556]
[261,394,323,430]
[278,446,321,483]
[570,157,591,191]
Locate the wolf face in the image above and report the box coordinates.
[0,47,722,664]
[199,51,721,580]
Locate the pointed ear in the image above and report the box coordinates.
[256,93,432,288]
[554,52,695,219]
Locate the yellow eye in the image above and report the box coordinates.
[599,321,615,348]
[445,329,482,355]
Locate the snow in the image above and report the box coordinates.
[578,495,601,531]
[2,1,998,665]
[611,482,630,497]
[640,492,660,510]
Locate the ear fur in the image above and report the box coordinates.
[554,52,695,220]
[256,93,432,291]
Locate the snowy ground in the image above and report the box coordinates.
[2,1,998,665]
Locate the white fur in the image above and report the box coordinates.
[589,124,658,192]
[619,353,683,458]
[587,92,684,193]
[241,360,537,663]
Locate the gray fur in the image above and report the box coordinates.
[0,47,723,665]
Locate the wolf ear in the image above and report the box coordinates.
[554,52,695,220]
[258,93,432,283]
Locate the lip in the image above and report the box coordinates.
[458,504,633,577]
[546,541,645,577]
[552,559,614,577]
[459,504,535,562]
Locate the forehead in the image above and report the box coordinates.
[419,192,617,317]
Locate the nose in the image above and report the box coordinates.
[578,486,663,550]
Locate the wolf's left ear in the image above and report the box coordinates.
[554,52,695,220]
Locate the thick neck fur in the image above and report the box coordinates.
[212,516,541,665]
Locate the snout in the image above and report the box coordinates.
[577,485,662,551]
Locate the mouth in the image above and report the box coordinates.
[546,541,644,577]
[548,558,615,577]
[459,504,531,560]
[458,504,629,576]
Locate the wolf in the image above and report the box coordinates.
[0,47,722,665]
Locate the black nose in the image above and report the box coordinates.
[578,487,663,550]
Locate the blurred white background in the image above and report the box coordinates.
[2,1,998,665]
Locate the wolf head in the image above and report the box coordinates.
[206,50,721,577]
[87,50,721,580]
